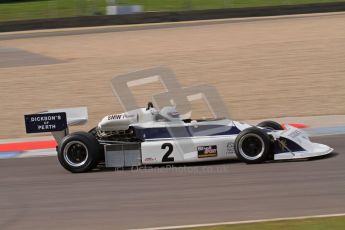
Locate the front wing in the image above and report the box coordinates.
[271,125,333,160]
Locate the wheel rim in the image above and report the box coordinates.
[239,133,265,160]
[63,141,89,167]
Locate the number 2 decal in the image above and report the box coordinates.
[162,143,174,162]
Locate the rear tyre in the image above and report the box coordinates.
[88,126,97,135]
[257,120,283,130]
[57,132,101,173]
[234,127,271,164]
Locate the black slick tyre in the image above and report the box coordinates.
[234,127,271,164]
[257,120,283,130]
[57,132,101,173]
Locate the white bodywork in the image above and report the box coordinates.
[272,125,333,160]
[50,106,333,166]
[138,120,332,165]
[96,106,332,165]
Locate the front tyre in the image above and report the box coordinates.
[257,120,283,130]
[234,127,271,164]
[58,132,101,173]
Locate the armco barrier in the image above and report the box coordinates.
[1,2,345,32]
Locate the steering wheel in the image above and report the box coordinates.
[146,102,154,110]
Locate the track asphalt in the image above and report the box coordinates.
[0,135,344,230]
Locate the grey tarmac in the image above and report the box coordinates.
[0,134,344,230]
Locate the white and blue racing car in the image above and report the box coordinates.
[25,102,333,173]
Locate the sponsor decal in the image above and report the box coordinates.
[108,114,123,120]
[144,157,157,162]
[278,139,288,151]
[197,145,217,158]
[24,112,67,133]
[226,142,235,155]
[108,113,135,120]
[288,130,302,139]
[276,137,305,153]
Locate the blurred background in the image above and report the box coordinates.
[1,0,345,22]
[0,1,345,230]
[1,0,345,140]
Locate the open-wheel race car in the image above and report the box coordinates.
[25,102,333,173]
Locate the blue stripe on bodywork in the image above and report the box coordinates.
[274,137,305,154]
[133,125,241,140]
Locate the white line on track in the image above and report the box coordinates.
[130,213,345,230]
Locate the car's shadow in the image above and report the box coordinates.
[269,151,339,164]
[92,158,241,173]
[307,151,339,161]
[90,152,339,173]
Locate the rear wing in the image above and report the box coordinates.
[24,107,88,144]
[47,107,88,126]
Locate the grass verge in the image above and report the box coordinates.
[0,0,345,22]
[118,0,345,11]
[177,216,345,230]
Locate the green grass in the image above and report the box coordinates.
[118,0,345,11]
[0,0,107,22]
[179,216,345,230]
[0,0,345,22]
